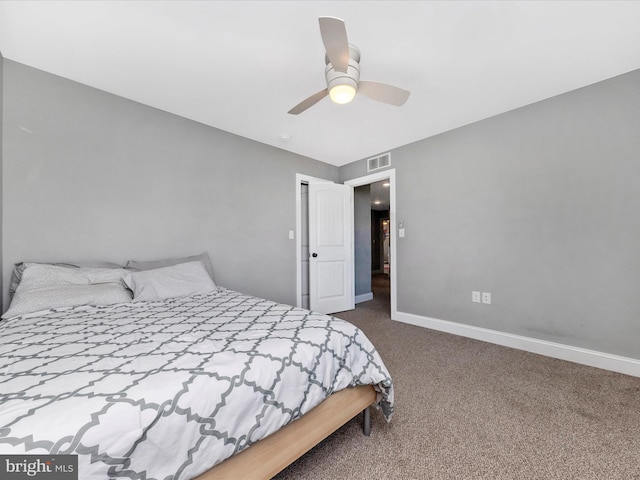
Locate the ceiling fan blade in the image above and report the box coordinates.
[319,17,349,73]
[358,81,411,106]
[288,89,329,115]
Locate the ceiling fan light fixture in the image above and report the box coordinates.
[325,50,359,105]
[329,83,356,104]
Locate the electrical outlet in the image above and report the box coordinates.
[472,291,481,303]
[482,292,492,304]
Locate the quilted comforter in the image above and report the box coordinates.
[0,288,393,479]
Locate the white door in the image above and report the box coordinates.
[308,182,354,314]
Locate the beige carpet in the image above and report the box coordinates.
[275,274,640,479]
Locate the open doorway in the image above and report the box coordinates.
[295,170,397,318]
[354,182,391,314]
[345,169,397,319]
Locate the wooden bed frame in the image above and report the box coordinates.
[195,384,377,480]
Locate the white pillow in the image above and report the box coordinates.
[2,263,132,319]
[122,261,216,303]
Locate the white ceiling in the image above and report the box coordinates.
[2,1,640,167]
[370,180,391,211]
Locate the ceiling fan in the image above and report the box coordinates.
[288,17,411,115]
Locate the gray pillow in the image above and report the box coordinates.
[122,261,216,303]
[3,263,132,319]
[125,252,215,280]
[9,261,125,300]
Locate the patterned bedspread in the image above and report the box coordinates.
[0,288,393,479]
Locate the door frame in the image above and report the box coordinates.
[295,169,397,319]
[344,169,397,319]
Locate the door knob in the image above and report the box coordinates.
[311,253,318,257]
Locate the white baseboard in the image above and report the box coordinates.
[355,292,374,304]
[393,311,640,378]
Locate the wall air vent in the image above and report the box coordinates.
[367,153,391,172]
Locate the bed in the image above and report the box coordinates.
[0,258,393,479]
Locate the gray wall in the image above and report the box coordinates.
[2,60,338,309]
[341,68,640,359]
[354,185,371,297]
[0,52,3,302]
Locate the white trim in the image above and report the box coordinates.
[345,169,398,320]
[355,292,374,304]
[394,311,640,377]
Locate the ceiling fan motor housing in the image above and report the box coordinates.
[325,44,361,91]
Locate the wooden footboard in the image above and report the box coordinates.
[195,384,377,480]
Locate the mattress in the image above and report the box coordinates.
[0,287,393,479]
